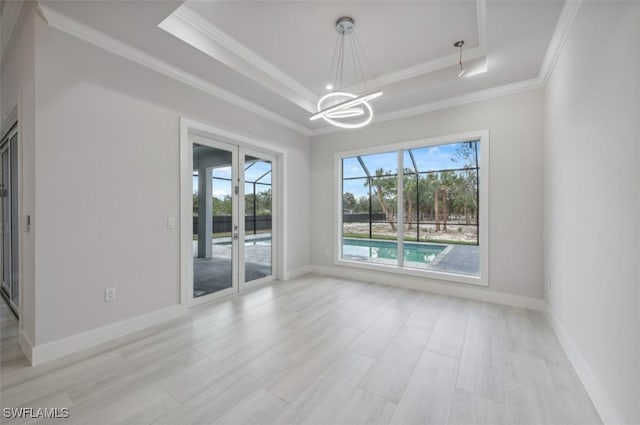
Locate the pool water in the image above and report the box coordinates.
[342,238,446,263]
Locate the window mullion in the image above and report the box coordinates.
[397,150,404,268]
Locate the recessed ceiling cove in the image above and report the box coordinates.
[37,0,566,132]
[159,0,486,113]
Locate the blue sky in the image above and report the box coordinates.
[193,160,272,199]
[343,141,478,197]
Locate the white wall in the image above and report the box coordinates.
[31,15,310,346]
[0,2,36,349]
[311,89,545,300]
[544,2,640,423]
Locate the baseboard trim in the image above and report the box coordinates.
[309,264,545,310]
[30,304,188,366]
[284,265,313,281]
[18,329,34,365]
[545,307,624,425]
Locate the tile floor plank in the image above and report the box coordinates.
[0,276,602,425]
[349,308,408,359]
[389,351,459,425]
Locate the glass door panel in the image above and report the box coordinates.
[9,135,18,306]
[192,142,237,299]
[0,128,18,314]
[1,146,10,298]
[242,153,273,284]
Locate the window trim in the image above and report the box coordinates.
[334,130,489,287]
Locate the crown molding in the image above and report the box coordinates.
[341,0,486,93]
[35,0,580,138]
[346,0,486,94]
[1,0,24,62]
[162,5,317,113]
[310,0,582,137]
[539,0,583,86]
[161,0,487,111]
[310,77,544,136]
[349,46,486,94]
[36,4,312,136]
[376,77,544,124]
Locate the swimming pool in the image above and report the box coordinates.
[342,238,446,264]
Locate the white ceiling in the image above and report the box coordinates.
[185,1,480,93]
[37,0,566,134]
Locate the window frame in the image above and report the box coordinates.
[334,130,489,286]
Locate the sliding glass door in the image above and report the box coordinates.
[190,139,276,304]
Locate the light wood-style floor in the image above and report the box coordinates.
[0,274,602,425]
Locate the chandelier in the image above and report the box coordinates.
[310,17,383,129]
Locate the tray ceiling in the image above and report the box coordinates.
[35,0,566,134]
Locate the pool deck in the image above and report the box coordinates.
[427,244,479,275]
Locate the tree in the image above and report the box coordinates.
[256,188,272,215]
[355,195,369,213]
[343,192,356,212]
[438,171,457,232]
[451,142,479,224]
[365,168,397,230]
[212,195,232,216]
[420,173,441,229]
[403,171,418,230]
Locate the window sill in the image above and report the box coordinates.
[335,258,488,287]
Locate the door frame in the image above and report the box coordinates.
[0,110,19,318]
[179,118,286,308]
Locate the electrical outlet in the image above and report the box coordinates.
[105,288,116,302]
[167,217,176,230]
